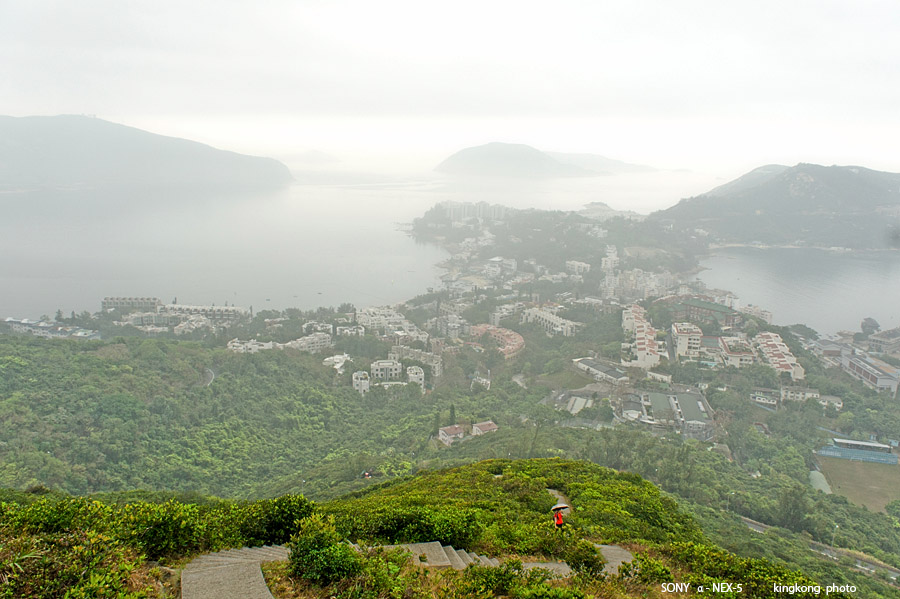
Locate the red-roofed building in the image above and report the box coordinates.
[472,421,499,435]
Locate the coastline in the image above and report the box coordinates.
[708,243,900,254]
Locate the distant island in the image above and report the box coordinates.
[435,142,653,178]
[650,163,900,249]
[0,115,293,191]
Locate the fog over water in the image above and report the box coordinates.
[1,170,717,319]
[6,167,900,332]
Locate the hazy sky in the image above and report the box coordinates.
[4,1,900,176]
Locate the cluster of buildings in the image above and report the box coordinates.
[357,307,429,344]
[601,268,676,301]
[437,420,499,446]
[351,363,426,395]
[105,296,249,336]
[389,345,443,377]
[750,386,843,411]
[3,318,100,340]
[227,332,334,354]
[440,201,507,223]
[812,339,899,396]
[620,390,714,441]
[670,323,755,369]
[467,324,525,359]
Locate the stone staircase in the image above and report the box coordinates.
[181,545,288,599]
[383,540,500,570]
[180,538,628,598]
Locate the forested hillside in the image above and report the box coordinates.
[0,335,546,498]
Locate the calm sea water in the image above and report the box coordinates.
[1,184,448,319]
[697,247,900,335]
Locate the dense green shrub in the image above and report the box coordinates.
[560,538,605,577]
[617,552,673,584]
[330,500,479,548]
[237,494,315,545]
[118,499,205,559]
[288,513,362,585]
[0,527,147,599]
[452,561,584,599]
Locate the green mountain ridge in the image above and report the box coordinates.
[650,163,900,248]
[0,115,293,190]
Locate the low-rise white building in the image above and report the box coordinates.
[472,421,499,435]
[573,357,628,384]
[284,332,334,353]
[336,325,366,336]
[521,307,581,337]
[352,371,370,394]
[565,260,591,275]
[438,424,465,446]
[407,366,425,389]
[781,386,820,403]
[371,359,403,381]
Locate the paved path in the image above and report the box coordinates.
[181,546,288,599]
[595,544,633,575]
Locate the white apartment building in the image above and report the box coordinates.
[754,332,805,381]
[284,332,334,353]
[565,260,591,275]
[720,337,755,367]
[521,307,581,337]
[389,345,443,377]
[672,323,703,359]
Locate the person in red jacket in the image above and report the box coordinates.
[554,510,564,530]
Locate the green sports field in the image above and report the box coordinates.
[818,456,900,512]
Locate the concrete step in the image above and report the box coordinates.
[475,554,492,567]
[401,541,452,569]
[250,546,290,561]
[181,560,275,599]
[189,557,253,566]
[456,549,474,566]
[442,545,466,570]
[184,561,252,574]
[488,557,500,567]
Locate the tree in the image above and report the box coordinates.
[861,317,881,336]
[776,485,810,532]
